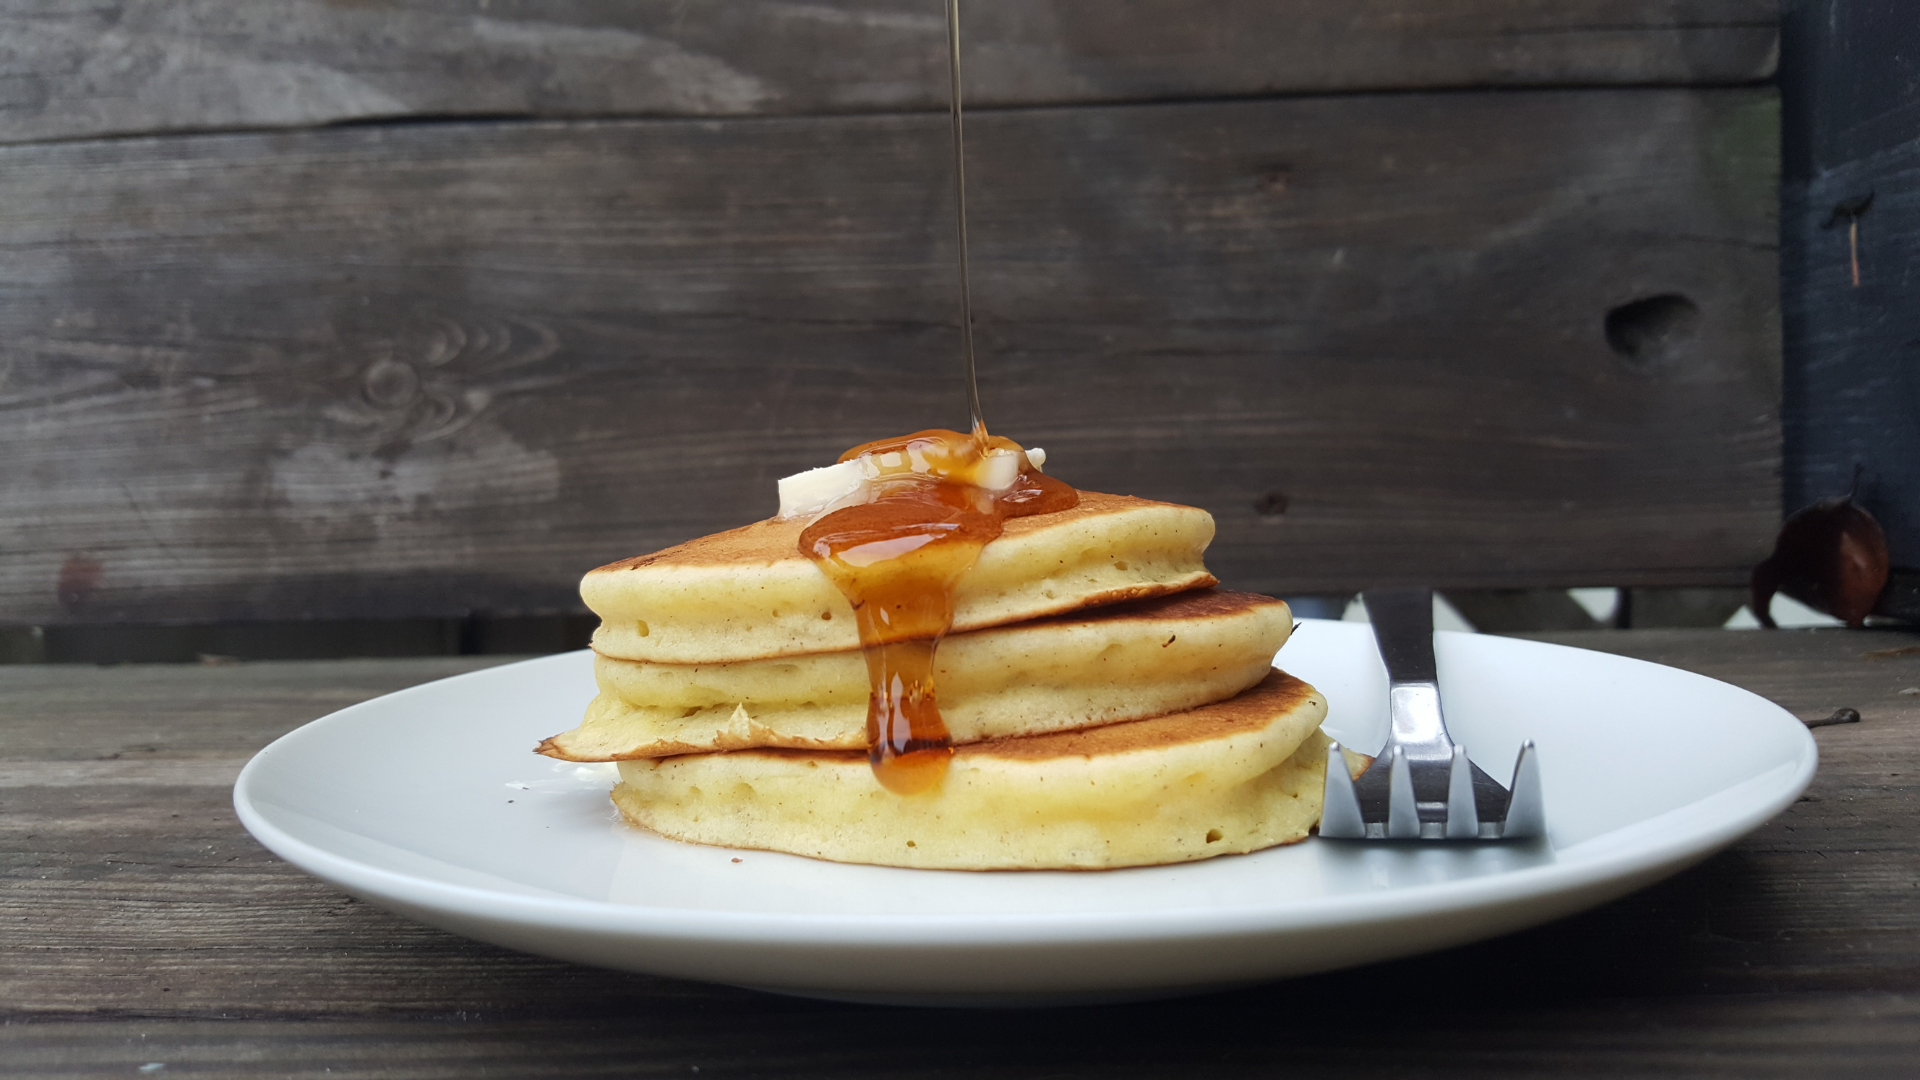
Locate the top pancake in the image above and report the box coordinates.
[585,490,1218,663]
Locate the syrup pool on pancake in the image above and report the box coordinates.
[799,429,1076,794]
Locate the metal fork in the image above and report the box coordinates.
[1319,587,1545,841]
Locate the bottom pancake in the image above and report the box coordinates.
[612,669,1333,870]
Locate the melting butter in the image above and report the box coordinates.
[777,446,1045,520]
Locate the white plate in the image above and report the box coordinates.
[234,620,1816,1006]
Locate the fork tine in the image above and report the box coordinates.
[1386,746,1420,839]
[1445,745,1479,838]
[1343,586,1546,843]
[1319,741,1367,839]
[1498,741,1545,839]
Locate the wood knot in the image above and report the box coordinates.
[362,358,421,409]
[1604,294,1699,370]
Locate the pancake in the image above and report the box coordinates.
[611,669,1334,870]
[584,490,1217,664]
[541,590,1294,761]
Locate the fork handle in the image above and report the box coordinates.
[1362,588,1439,685]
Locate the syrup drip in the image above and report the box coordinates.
[800,430,1077,793]
[795,4,1069,794]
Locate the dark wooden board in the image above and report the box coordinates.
[0,89,1781,625]
[3,1000,1914,1078]
[3,629,1917,1075]
[1780,137,1920,572]
[0,1,1781,146]
[1781,0,1920,177]
[1778,1,1920,578]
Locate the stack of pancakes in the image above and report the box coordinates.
[539,490,1335,870]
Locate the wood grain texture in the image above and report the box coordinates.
[1519,626,1920,725]
[2,1000,1916,1079]
[0,0,1782,145]
[2,630,1917,1076]
[1779,90,1920,573]
[1781,140,1920,571]
[0,89,1782,624]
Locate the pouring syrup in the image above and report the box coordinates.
[799,3,1077,793]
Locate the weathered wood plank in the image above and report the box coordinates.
[0,89,1781,624]
[1781,141,1920,574]
[1778,1,1920,585]
[3,998,1918,1079]
[1520,625,1920,724]
[0,657,508,761]
[0,1,1781,146]
[3,631,1917,1077]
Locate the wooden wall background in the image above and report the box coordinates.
[1779,0,1919,619]
[0,1,1783,627]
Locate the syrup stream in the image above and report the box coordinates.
[945,0,986,441]
[797,6,1067,796]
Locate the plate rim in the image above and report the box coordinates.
[233,628,1818,950]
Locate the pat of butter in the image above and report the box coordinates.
[777,447,1045,520]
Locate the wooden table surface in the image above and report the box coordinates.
[4,627,1918,1078]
